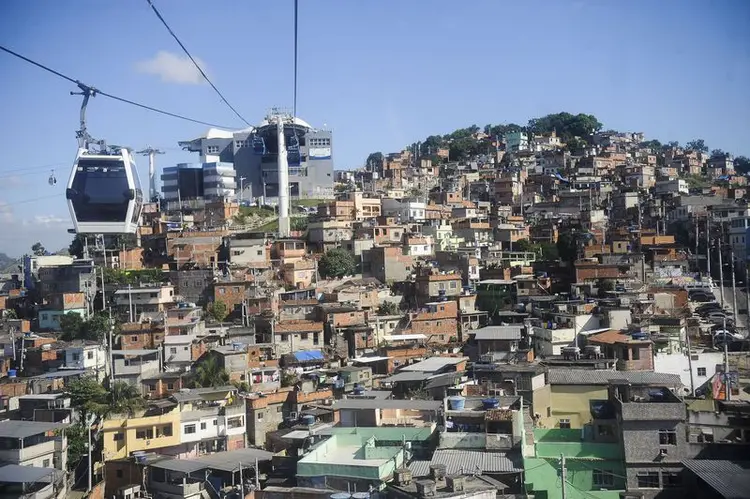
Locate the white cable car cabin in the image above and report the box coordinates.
[66,148,143,234]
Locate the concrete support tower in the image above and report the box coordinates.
[137,146,165,202]
[274,113,291,237]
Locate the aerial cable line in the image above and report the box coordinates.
[0,44,235,129]
[293,0,298,118]
[145,0,251,127]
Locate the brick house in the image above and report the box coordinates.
[588,330,654,371]
[273,320,325,355]
[408,300,459,344]
[120,322,165,350]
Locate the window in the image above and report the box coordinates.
[257,250,263,256]
[257,412,264,421]
[184,424,196,434]
[697,367,707,377]
[113,432,124,441]
[450,281,457,289]
[637,472,659,488]
[87,351,94,360]
[72,353,80,362]
[559,419,571,429]
[43,458,51,468]
[598,425,614,437]
[281,334,289,342]
[167,383,174,390]
[162,425,172,437]
[148,384,156,392]
[136,429,153,440]
[200,422,207,430]
[213,419,218,426]
[662,471,682,488]
[659,429,677,445]
[218,288,225,295]
[131,336,138,342]
[170,347,177,354]
[632,348,640,360]
[593,469,614,487]
[207,145,219,154]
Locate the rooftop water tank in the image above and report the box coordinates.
[7,369,16,378]
[301,414,315,426]
[448,396,465,410]
[352,493,370,499]
[353,386,365,396]
[330,494,351,499]
[482,398,500,410]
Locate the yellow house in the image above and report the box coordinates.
[102,404,181,461]
[533,370,683,430]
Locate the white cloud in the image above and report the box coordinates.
[0,205,70,256]
[22,215,67,226]
[0,176,23,189]
[135,50,208,85]
[0,202,13,223]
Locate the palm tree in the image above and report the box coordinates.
[110,381,145,417]
[193,356,230,388]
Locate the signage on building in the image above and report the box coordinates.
[309,147,332,159]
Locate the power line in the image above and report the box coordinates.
[145,0,251,127]
[293,0,299,118]
[0,44,235,129]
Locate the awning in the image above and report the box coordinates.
[293,350,324,362]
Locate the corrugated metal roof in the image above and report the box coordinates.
[548,369,682,386]
[682,459,750,499]
[383,371,431,383]
[400,357,468,373]
[151,448,274,473]
[0,420,68,439]
[472,326,523,341]
[409,450,523,476]
[333,399,441,411]
[0,465,63,484]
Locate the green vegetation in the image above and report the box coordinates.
[257,219,279,232]
[31,242,46,256]
[318,248,357,278]
[686,139,708,152]
[60,312,118,342]
[377,301,400,315]
[207,299,229,322]
[527,112,603,142]
[294,198,325,207]
[103,267,166,285]
[239,206,275,217]
[192,356,230,388]
[736,156,750,175]
[514,239,560,261]
[685,174,710,190]
[65,377,145,421]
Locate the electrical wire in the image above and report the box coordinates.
[145,0,251,127]
[0,44,235,129]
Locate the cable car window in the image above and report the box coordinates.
[71,159,130,222]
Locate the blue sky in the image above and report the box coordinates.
[0,0,748,256]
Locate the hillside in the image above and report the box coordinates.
[0,252,20,274]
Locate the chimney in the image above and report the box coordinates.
[393,468,413,486]
[415,480,436,498]
[429,464,447,483]
[446,475,465,493]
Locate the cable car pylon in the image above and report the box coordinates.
[136,146,164,203]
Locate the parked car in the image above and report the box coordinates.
[689,292,714,302]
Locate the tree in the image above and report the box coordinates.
[640,139,662,150]
[64,424,89,472]
[686,139,708,152]
[540,242,560,261]
[193,356,230,388]
[31,242,46,256]
[735,156,750,175]
[527,112,603,143]
[565,136,588,155]
[60,313,85,341]
[68,235,86,259]
[377,301,400,315]
[318,248,357,278]
[711,149,725,158]
[65,377,109,423]
[3,309,17,320]
[557,231,579,264]
[207,300,229,322]
[365,152,384,169]
[514,239,535,252]
[110,381,145,416]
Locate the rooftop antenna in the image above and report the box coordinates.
[137,146,165,202]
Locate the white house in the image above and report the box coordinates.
[64,341,107,381]
[653,350,725,395]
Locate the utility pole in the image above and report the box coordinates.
[685,311,695,396]
[128,284,134,323]
[560,454,567,499]
[723,316,732,401]
[706,217,711,279]
[108,307,115,389]
[718,240,725,308]
[87,423,92,492]
[731,248,738,320]
[136,146,165,203]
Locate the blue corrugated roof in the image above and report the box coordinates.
[294,350,324,362]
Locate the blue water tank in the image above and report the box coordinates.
[353,386,365,396]
[334,379,345,389]
[482,398,500,410]
[301,415,315,426]
[330,494,351,499]
[448,396,465,410]
[7,369,16,378]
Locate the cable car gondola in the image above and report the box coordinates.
[66,84,143,235]
[48,169,57,186]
